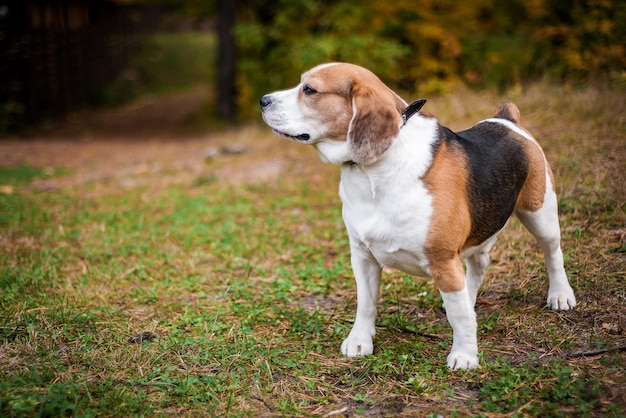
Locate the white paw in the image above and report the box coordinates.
[547,288,577,310]
[447,351,479,370]
[341,335,374,357]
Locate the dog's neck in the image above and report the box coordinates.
[314,107,436,168]
[314,140,353,165]
[342,114,439,182]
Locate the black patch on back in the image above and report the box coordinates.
[440,122,529,246]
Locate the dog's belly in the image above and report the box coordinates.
[368,244,431,277]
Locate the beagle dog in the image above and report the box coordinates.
[260,62,576,369]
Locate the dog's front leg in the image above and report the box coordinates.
[440,287,479,369]
[433,258,479,370]
[341,245,381,357]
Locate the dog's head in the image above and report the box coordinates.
[260,63,407,165]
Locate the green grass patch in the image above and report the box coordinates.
[0,165,70,186]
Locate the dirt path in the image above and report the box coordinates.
[0,87,290,194]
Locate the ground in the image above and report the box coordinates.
[0,87,275,190]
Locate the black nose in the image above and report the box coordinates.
[260,95,272,108]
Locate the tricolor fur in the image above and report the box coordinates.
[260,62,576,370]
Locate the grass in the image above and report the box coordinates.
[1,81,625,417]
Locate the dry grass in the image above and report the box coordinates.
[0,81,624,416]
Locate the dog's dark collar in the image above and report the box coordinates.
[402,99,427,125]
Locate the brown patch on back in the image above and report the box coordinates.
[515,137,547,211]
[423,141,473,292]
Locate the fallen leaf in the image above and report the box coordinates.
[129,331,157,343]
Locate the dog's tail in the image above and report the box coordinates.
[494,101,520,124]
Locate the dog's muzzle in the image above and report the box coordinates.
[260,95,272,109]
[260,95,311,141]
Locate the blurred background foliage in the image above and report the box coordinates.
[94,32,217,106]
[229,0,625,117]
[2,0,624,129]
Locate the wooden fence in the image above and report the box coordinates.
[0,5,159,131]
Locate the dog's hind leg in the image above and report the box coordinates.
[465,235,498,307]
[515,187,576,310]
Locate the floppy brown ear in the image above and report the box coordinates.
[348,82,404,165]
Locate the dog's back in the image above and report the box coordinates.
[437,122,530,247]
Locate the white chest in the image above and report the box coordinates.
[339,164,434,278]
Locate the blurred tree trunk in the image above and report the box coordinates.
[217,0,236,120]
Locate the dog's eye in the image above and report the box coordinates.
[302,85,317,95]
